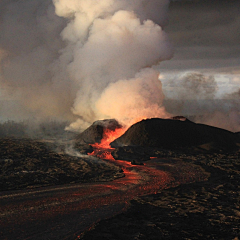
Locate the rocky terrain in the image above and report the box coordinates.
[73,118,240,240]
[81,150,240,240]
[1,118,240,239]
[0,138,124,191]
[111,118,239,151]
[75,119,122,146]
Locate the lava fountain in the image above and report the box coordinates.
[88,127,126,160]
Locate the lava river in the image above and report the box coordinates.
[0,132,208,240]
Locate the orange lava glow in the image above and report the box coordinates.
[89,149,115,160]
[92,127,126,149]
[88,118,147,159]
[88,127,126,159]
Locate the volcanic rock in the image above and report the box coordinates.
[235,132,240,143]
[111,146,151,165]
[111,146,175,164]
[0,138,124,191]
[81,150,240,240]
[75,119,122,150]
[110,118,238,151]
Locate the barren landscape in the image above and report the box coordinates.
[1,118,240,239]
[82,151,240,240]
[1,0,240,239]
[0,137,124,191]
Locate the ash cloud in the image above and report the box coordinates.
[95,68,170,127]
[54,0,173,131]
[3,0,238,133]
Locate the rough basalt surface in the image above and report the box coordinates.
[81,150,240,240]
[0,138,124,191]
[74,119,122,151]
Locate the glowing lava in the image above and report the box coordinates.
[88,127,126,160]
[92,128,126,149]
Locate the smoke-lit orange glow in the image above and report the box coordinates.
[131,117,148,124]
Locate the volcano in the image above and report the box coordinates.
[110,118,239,151]
[74,119,123,155]
[75,117,239,159]
[75,119,122,145]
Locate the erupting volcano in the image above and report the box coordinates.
[76,117,240,164]
[1,0,240,239]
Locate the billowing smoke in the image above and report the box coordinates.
[95,68,169,127]
[0,0,172,131]
[53,0,173,130]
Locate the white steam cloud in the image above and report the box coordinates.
[53,0,173,130]
[95,68,169,126]
[0,0,172,130]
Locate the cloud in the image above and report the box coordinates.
[94,68,170,127]
[161,71,240,131]
[53,0,173,130]
[160,0,240,71]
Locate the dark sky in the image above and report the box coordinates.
[158,0,240,131]
[160,0,240,72]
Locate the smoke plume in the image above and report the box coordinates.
[0,0,172,130]
[53,0,173,130]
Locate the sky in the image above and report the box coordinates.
[160,0,240,95]
[158,0,240,131]
[164,0,240,70]
[0,0,239,131]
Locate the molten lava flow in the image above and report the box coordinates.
[93,128,126,149]
[88,127,126,160]
[88,118,149,160]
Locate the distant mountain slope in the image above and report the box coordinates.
[110,118,238,151]
[75,119,122,146]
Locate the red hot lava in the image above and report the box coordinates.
[88,127,126,159]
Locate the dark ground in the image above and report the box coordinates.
[1,124,240,239]
[0,138,124,191]
[81,150,240,240]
